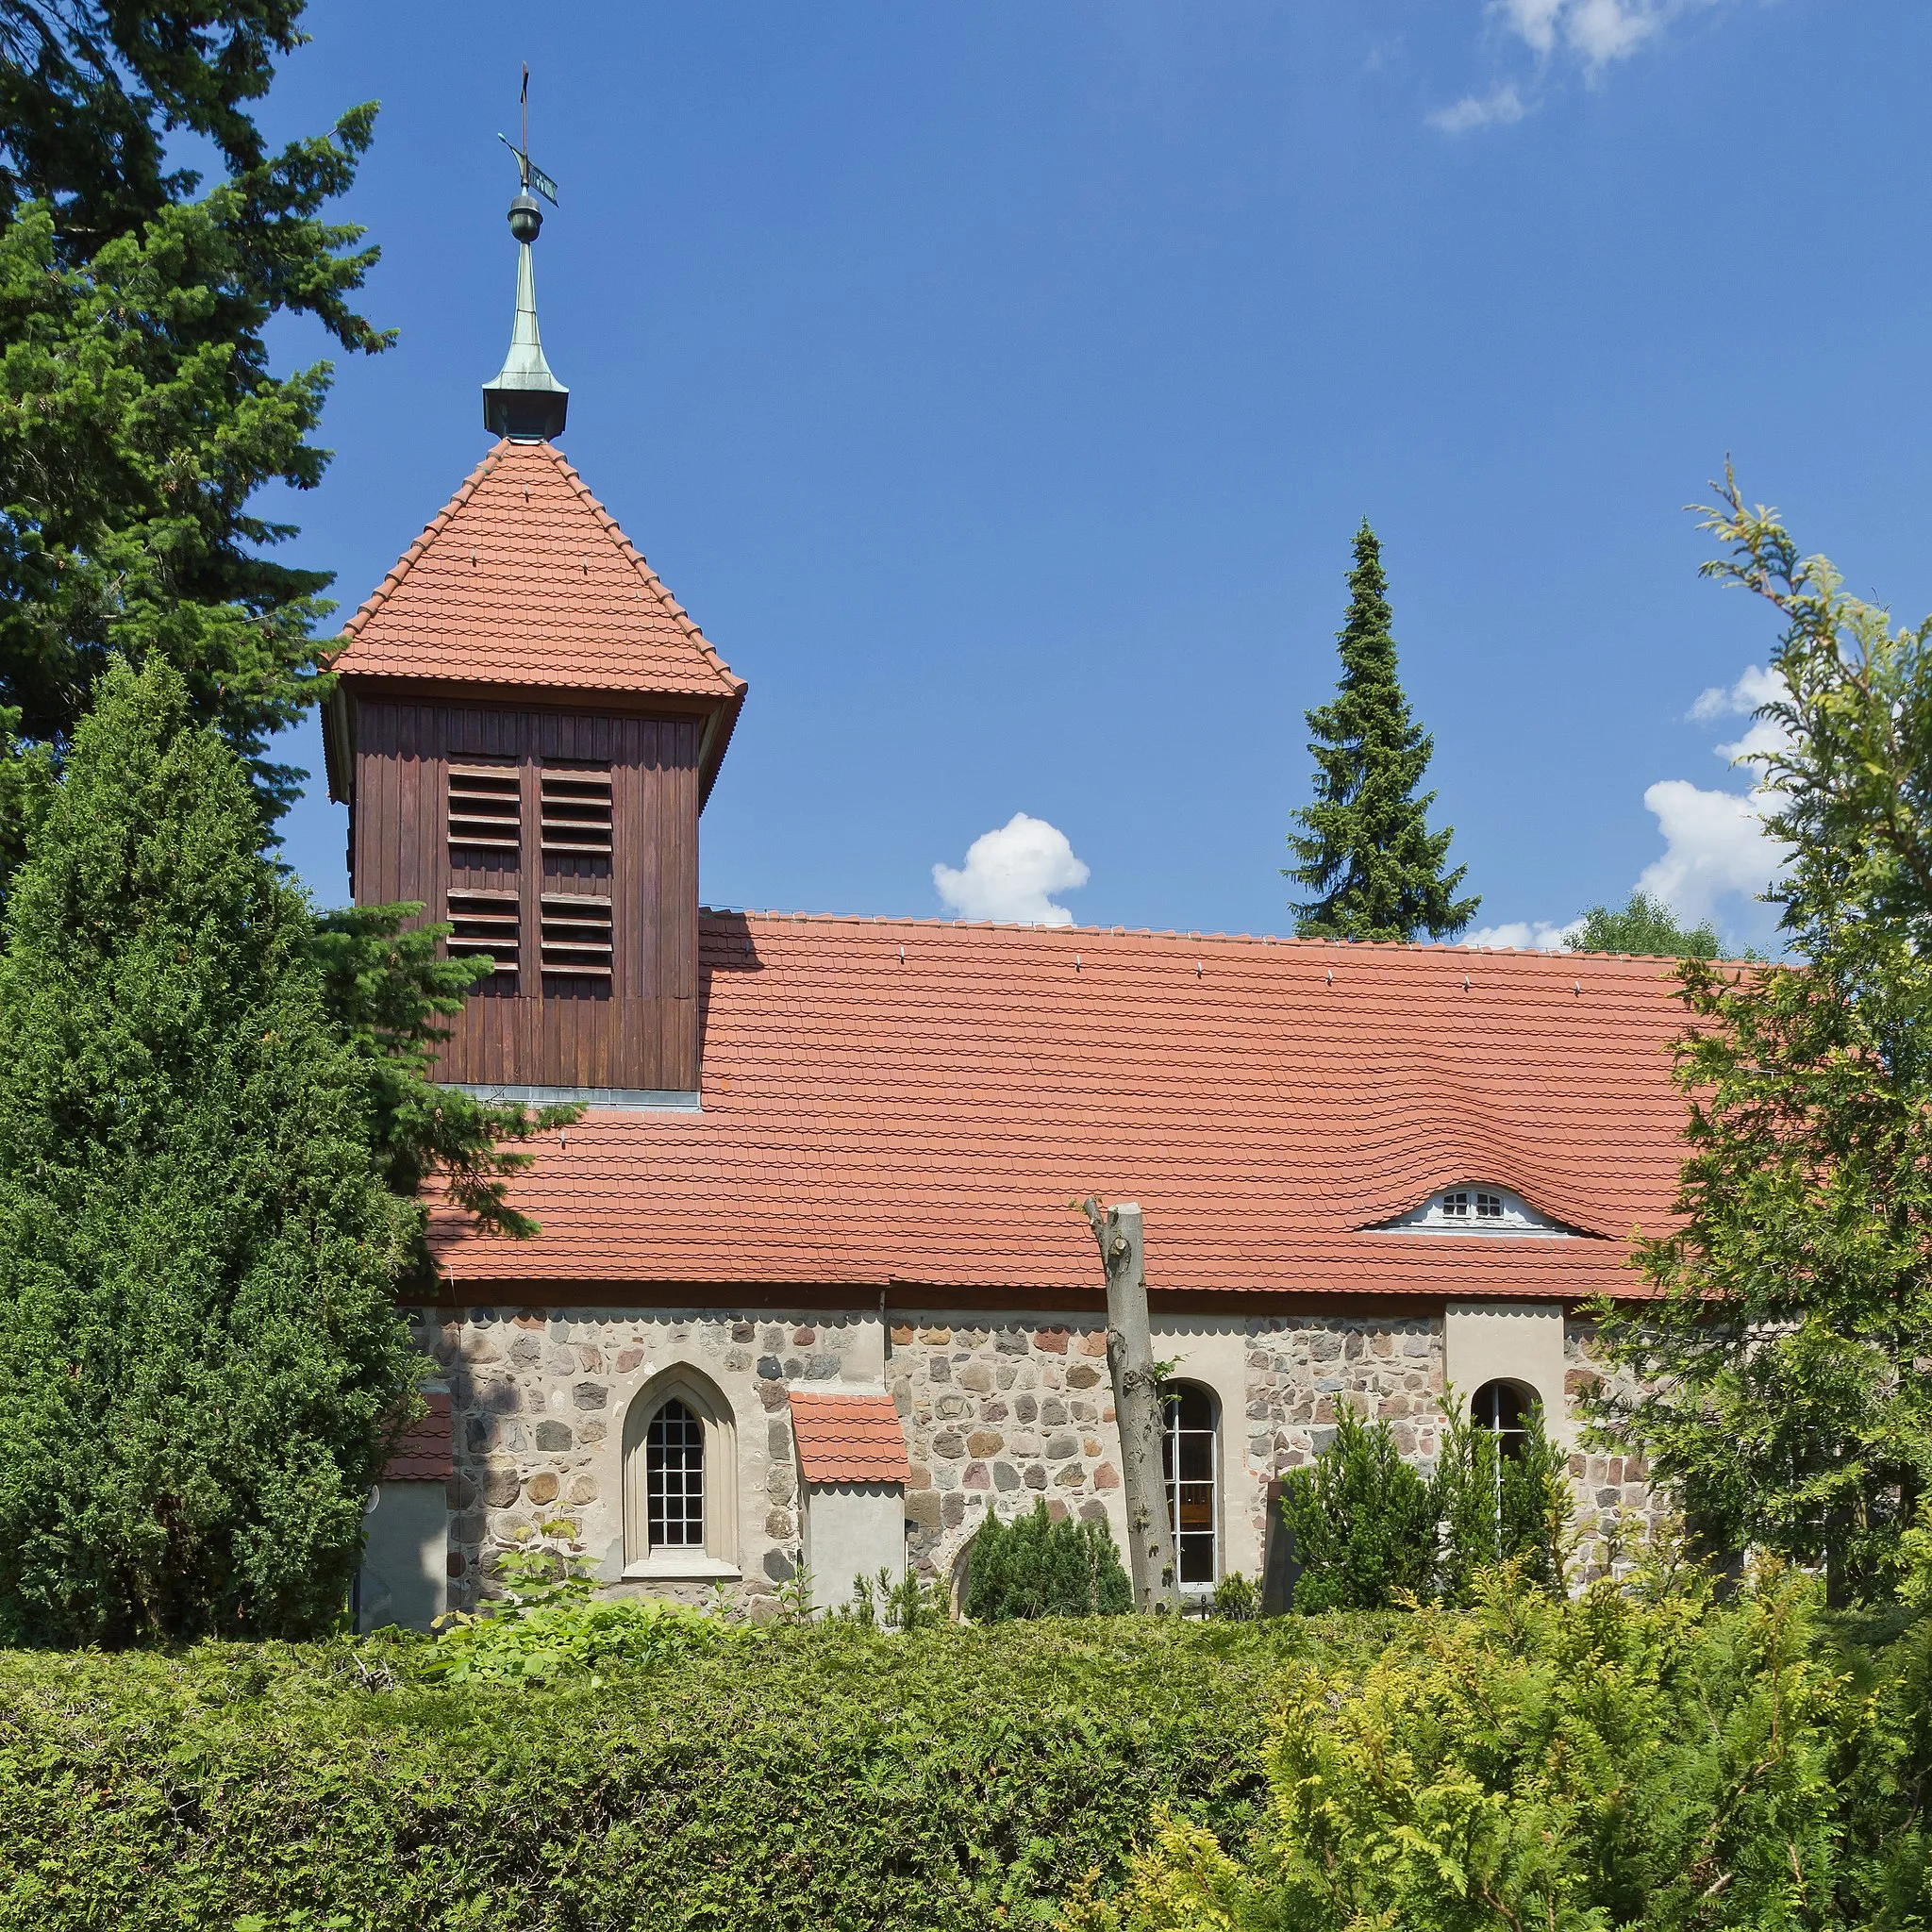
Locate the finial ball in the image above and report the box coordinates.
[508,192,542,244]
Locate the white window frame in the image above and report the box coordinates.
[622,1370,740,1579]
[1159,1381,1221,1594]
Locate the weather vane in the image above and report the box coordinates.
[498,63,559,206]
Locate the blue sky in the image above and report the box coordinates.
[258,0,1929,953]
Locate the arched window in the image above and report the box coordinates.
[646,1399,705,1548]
[1471,1379,1535,1462]
[622,1373,739,1575]
[1159,1382,1220,1588]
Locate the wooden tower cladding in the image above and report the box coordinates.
[323,438,746,1098]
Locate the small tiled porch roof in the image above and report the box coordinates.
[381,1392,453,1483]
[789,1391,914,1485]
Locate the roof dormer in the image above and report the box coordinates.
[1370,1185,1587,1239]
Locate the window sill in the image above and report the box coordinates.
[621,1555,741,1582]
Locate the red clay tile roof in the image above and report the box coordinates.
[429,916,1705,1302]
[789,1391,913,1485]
[331,439,744,707]
[382,1392,453,1482]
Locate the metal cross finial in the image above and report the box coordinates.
[497,62,559,206]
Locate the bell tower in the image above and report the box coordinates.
[323,142,745,1106]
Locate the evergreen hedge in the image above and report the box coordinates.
[0,1615,1391,1930]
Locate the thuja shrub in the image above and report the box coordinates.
[1282,1397,1572,1612]
[964,1498,1134,1621]
[1278,1404,1437,1611]
[0,1615,1392,1931]
[1071,1571,1932,1932]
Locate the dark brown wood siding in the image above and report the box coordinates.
[349,695,702,1090]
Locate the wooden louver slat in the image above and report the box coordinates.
[445,891,520,981]
[541,764,613,855]
[541,893,613,977]
[448,762,521,851]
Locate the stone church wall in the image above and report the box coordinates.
[401,1298,1668,1621]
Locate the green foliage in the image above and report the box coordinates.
[1589,474,1932,1605]
[838,1563,956,1630]
[1567,889,1724,958]
[1278,1403,1437,1611]
[308,902,577,1258]
[0,3,308,242]
[0,658,422,1644]
[1432,1393,1569,1604]
[1287,520,1478,941]
[0,1613,1386,1929]
[422,1550,757,1687]
[1071,1571,1932,1932]
[965,1498,1134,1621]
[1284,1397,1569,1611]
[0,1,391,863]
[1211,1570,1257,1620]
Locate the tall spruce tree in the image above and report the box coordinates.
[0,5,564,1260]
[0,1,390,881]
[0,658,423,1643]
[1286,522,1477,941]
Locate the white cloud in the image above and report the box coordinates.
[1463,918,1580,950]
[1494,0,1705,68]
[1427,83,1529,134]
[1635,779,1783,928]
[932,813,1091,925]
[1689,662,1788,768]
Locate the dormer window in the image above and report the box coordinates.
[1371,1185,1584,1239]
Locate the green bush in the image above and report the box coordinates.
[0,1615,1392,1930]
[1432,1394,1569,1603]
[0,659,423,1645]
[964,1498,1134,1621]
[420,1550,757,1685]
[1068,1570,1932,1932]
[1282,1395,1572,1611]
[1278,1404,1438,1611]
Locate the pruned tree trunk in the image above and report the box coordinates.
[1081,1197,1181,1613]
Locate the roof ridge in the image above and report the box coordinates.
[699,908,1740,965]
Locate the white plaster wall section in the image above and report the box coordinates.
[1151,1318,1263,1584]
[1442,1300,1571,1447]
[358,1481,449,1632]
[804,1484,906,1607]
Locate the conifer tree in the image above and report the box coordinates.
[1286,523,1478,941]
[0,2,391,882]
[0,658,423,1643]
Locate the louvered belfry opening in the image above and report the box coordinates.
[540,762,613,855]
[447,760,523,854]
[541,892,613,987]
[444,890,520,989]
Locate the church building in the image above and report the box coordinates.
[333,178,1685,1630]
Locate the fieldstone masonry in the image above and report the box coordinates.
[418,1304,877,1613]
[393,1300,1675,1614]
[887,1318,1122,1584]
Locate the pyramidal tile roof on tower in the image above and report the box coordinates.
[330,439,743,703]
[428,915,1705,1302]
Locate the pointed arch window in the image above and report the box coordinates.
[622,1374,740,1576]
[646,1400,705,1549]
